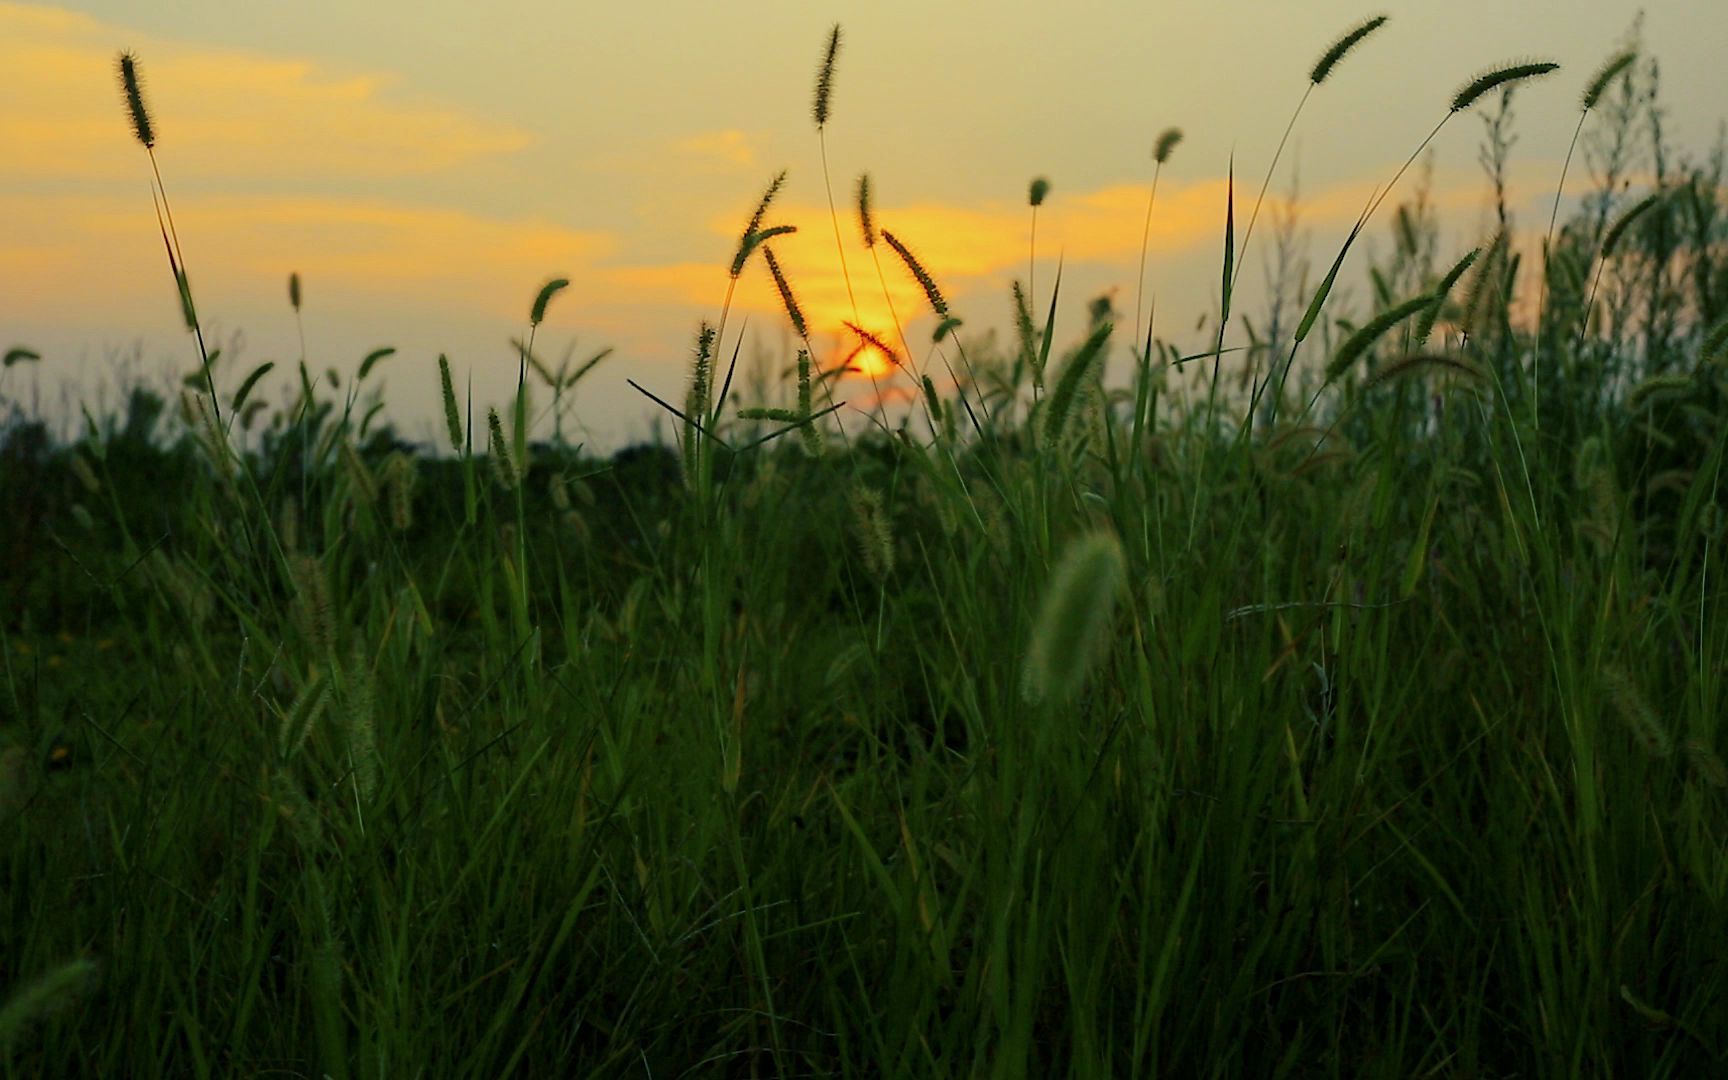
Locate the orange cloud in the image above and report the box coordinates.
[0,191,613,325]
[0,2,533,182]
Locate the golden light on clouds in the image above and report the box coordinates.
[0,192,613,322]
[658,182,1258,356]
[0,2,533,182]
[0,0,1402,356]
[6,0,1649,451]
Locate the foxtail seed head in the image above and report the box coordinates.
[1022,531,1126,705]
[1152,127,1183,165]
[1602,190,1665,256]
[856,173,877,248]
[763,247,808,338]
[530,278,569,327]
[881,230,947,317]
[1582,50,1637,110]
[1451,61,1560,113]
[1602,664,1673,757]
[486,408,517,491]
[117,51,154,149]
[1325,293,1434,381]
[732,171,788,278]
[1029,177,1051,207]
[847,484,894,578]
[1310,15,1388,86]
[843,321,900,369]
[288,554,334,654]
[437,354,463,452]
[813,24,841,129]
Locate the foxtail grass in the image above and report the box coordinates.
[1415,244,1484,344]
[1233,15,1389,306]
[1027,176,1051,316]
[487,407,518,491]
[116,51,220,430]
[1021,530,1125,705]
[1133,127,1183,352]
[847,483,895,578]
[1534,49,1638,416]
[1574,189,1669,358]
[812,24,860,326]
[0,958,99,1050]
[1365,61,1559,229]
[1325,292,1435,381]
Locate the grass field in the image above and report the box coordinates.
[3,18,1726,1077]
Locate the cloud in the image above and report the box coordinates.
[670,130,758,171]
[0,1,534,182]
[613,178,1315,342]
[0,191,614,323]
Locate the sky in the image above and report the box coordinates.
[2,0,1723,451]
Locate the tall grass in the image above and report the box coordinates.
[0,24,1724,1079]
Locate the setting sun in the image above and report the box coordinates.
[845,339,896,381]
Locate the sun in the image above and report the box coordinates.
[847,341,896,380]
[832,320,901,383]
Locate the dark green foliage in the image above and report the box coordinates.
[4,26,1724,1080]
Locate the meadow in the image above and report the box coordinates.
[2,17,1726,1077]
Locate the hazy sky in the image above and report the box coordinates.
[3,1,1723,449]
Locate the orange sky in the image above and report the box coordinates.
[2,1,1722,449]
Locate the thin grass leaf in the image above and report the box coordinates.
[1035,262,1063,387]
[175,268,198,332]
[231,361,275,413]
[1219,158,1235,331]
[1295,217,1365,343]
[568,347,613,386]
